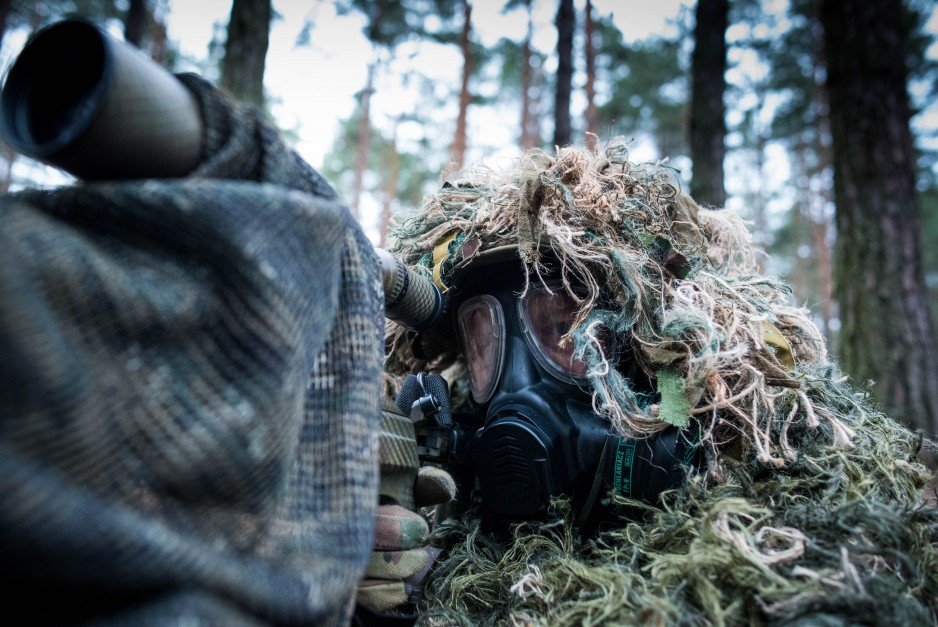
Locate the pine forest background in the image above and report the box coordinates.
[2,0,937,443]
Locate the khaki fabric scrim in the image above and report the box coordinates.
[0,75,384,625]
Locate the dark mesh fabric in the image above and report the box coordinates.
[0,75,384,625]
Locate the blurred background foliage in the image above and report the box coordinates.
[1,0,936,435]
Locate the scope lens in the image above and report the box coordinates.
[1,20,107,154]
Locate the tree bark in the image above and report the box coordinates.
[150,15,169,66]
[552,0,574,148]
[0,0,11,51]
[810,217,834,344]
[810,0,834,346]
[124,0,149,48]
[520,0,537,151]
[352,62,375,221]
[821,0,938,435]
[529,68,543,150]
[754,128,767,264]
[583,0,598,152]
[380,120,401,248]
[451,0,472,172]
[688,0,728,207]
[220,0,271,108]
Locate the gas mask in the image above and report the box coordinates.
[399,258,699,525]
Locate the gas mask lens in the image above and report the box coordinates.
[458,287,613,400]
[457,295,505,403]
[521,287,597,381]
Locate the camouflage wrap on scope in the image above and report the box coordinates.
[0,75,384,625]
[382,143,938,625]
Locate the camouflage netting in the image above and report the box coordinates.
[0,75,384,625]
[383,141,938,625]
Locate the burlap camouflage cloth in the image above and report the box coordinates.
[0,75,384,624]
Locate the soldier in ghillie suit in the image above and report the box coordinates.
[382,141,938,625]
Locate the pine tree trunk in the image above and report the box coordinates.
[124,0,149,48]
[0,0,11,51]
[220,0,271,108]
[810,0,835,346]
[150,16,169,66]
[380,121,401,248]
[352,63,375,221]
[821,0,938,435]
[791,144,834,344]
[452,0,472,171]
[520,0,536,151]
[754,129,767,264]
[689,0,728,207]
[552,0,574,148]
[810,218,834,344]
[529,70,543,150]
[583,0,598,152]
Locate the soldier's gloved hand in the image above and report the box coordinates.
[356,400,456,615]
[357,467,456,613]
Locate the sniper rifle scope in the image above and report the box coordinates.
[0,18,443,331]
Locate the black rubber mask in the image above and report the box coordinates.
[454,263,698,521]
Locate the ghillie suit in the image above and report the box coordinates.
[384,141,938,625]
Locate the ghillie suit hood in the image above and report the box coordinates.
[385,141,938,625]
